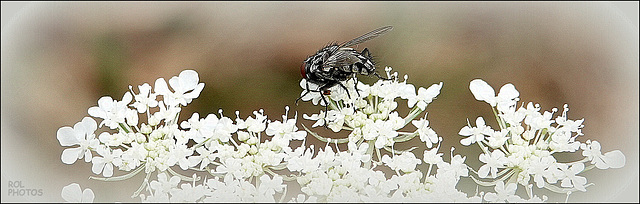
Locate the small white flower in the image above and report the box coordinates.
[382,151,422,173]
[372,120,398,149]
[57,117,100,164]
[213,116,238,143]
[558,163,587,191]
[526,155,556,188]
[486,129,509,149]
[61,183,94,203]
[181,113,218,143]
[326,110,346,132]
[216,157,246,179]
[286,146,319,173]
[266,112,307,144]
[348,142,371,163]
[154,69,205,107]
[469,79,519,110]
[240,110,268,133]
[87,92,133,129]
[149,172,181,194]
[129,83,158,113]
[188,146,217,170]
[559,163,588,191]
[152,100,182,124]
[437,154,468,178]
[91,147,123,177]
[408,82,442,110]
[549,130,580,152]
[412,116,438,148]
[298,79,326,106]
[423,148,444,165]
[459,117,493,146]
[257,174,285,196]
[581,140,626,169]
[168,144,194,170]
[303,111,327,128]
[478,150,508,178]
[483,181,518,203]
[170,183,208,202]
[303,175,333,196]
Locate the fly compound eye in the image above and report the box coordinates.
[300,62,307,78]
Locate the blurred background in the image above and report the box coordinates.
[2,2,637,202]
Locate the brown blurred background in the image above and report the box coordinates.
[2,2,637,202]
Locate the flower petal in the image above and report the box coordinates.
[497,84,519,101]
[178,70,200,91]
[603,150,626,169]
[57,127,79,146]
[469,79,495,105]
[478,165,490,178]
[78,117,97,137]
[81,188,95,203]
[61,183,82,202]
[154,78,171,95]
[61,147,82,164]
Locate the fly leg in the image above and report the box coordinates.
[296,80,317,105]
[374,72,394,81]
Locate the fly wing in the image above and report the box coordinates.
[323,48,360,70]
[340,26,393,48]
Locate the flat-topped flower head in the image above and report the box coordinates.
[55,69,626,202]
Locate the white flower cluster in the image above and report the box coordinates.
[139,173,286,202]
[283,142,484,202]
[56,69,626,202]
[57,70,306,201]
[462,79,626,200]
[300,67,443,149]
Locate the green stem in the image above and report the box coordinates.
[403,106,423,127]
[491,107,505,130]
[301,123,349,144]
[119,123,131,134]
[364,140,375,169]
[167,167,199,182]
[394,131,419,143]
[89,164,145,181]
[131,171,152,198]
[279,185,288,203]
